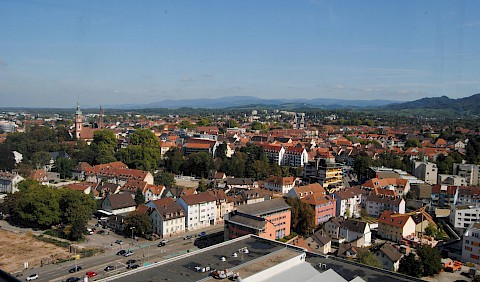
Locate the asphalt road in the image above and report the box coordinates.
[16,225,224,282]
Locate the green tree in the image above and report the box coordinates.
[124,211,153,237]
[31,151,51,169]
[405,138,422,149]
[92,130,117,164]
[354,153,372,182]
[179,120,194,129]
[58,189,96,240]
[164,147,185,174]
[197,178,208,192]
[117,129,161,171]
[0,145,15,171]
[55,157,75,179]
[134,188,145,206]
[185,152,215,178]
[357,251,381,268]
[436,154,454,174]
[251,121,268,131]
[285,197,315,235]
[398,253,421,277]
[417,245,442,276]
[154,171,176,187]
[15,184,61,227]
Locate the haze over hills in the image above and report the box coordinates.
[106,96,400,109]
[384,93,480,115]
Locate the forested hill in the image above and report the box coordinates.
[384,94,480,115]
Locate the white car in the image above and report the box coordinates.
[26,274,39,281]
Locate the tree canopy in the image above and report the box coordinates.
[357,251,381,268]
[285,197,315,235]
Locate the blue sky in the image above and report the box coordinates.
[0,0,479,107]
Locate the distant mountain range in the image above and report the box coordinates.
[107,96,400,109]
[384,93,480,115]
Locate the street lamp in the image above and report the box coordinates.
[130,227,136,250]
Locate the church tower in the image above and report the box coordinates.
[75,100,82,139]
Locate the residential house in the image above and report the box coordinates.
[225,178,258,190]
[378,210,416,242]
[163,186,197,199]
[101,193,137,215]
[64,182,95,195]
[462,222,480,265]
[374,244,403,271]
[224,198,291,240]
[72,162,93,180]
[366,194,405,217]
[264,176,295,194]
[336,243,358,259]
[361,178,410,197]
[339,220,371,247]
[28,169,48,185]
[240,189,269,205]
[146,198,185,238]
[143,184,165,202]
[119,180,149,197]
[286,183,326,199]
[0,172,24,193]
[325,217,343,239]
[306,230,332,255]
[333,187,364,218]
[207,189,234,224]
[178,192,217,230]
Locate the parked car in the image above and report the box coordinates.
[26,274,39,281]
[104,265,115,271]
[158,241,166,247]
[68,266,82,273]
[65,277,80,282]
[184,235,192,240]
[123,250,134,257]
[198,232,207,237]
[160,239,169,244]
[126,264,139,269]
[115,240,123,244]
[126,259,137,265]
[116,250,126,256]
[86,271,97,278]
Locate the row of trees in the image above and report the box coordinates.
[1,180,96,240]
[163,143,302,180]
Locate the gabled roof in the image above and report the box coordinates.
[377,244,403,262]
[340,220,368,234]
[265,176,294,187]
[104,193,136,210]
[180,192,216,206]
[292,183,326,197]
[378,210,411,228]
[301,194,334,206]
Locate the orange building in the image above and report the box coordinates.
[224,198,291,240]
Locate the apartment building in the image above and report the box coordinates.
[378,210,416,243]
[453,163,480,186]
[178,192,217,230]
[462,222,480,265]
[413,161,438,185]
[366,194,405,217]
[449,204,480,231]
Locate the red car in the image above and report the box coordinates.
[86,271,97,278]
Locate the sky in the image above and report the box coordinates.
[0,0,479,108]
